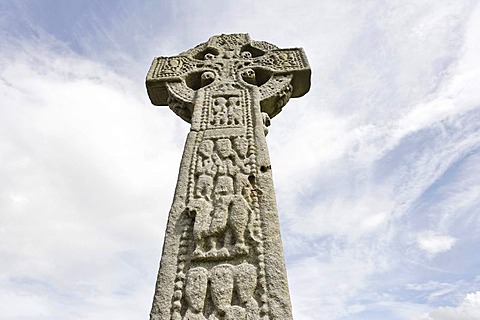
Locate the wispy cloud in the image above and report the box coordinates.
[422,291,480,320]
[2,0,480,319]
[416,231,457,255]
[0,34,185,318]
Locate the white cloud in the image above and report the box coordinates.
[421,291,480,320]
[288,250,379,319]
[0,37,183,318]
[417,231,457,255]
[0,292,50,317]
[291,193,393,238]
[2,0,480,319]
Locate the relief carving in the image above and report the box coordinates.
[156,57,196,78]
[189,136,256,260]
[209,264,235,318]
[274,83,293,113]
[227,97,243,125]
[209,34,250,52]
[261,50,303,70]
[201,71,216,87]
[180,263,260,320]
[240,68,257,86]
[188,198,213,257]
[261,113,271,136]
[224,195,251,254]
[195,140,217,201]
[208,193,231,258]
[258,75,294,119]
[168,95,193,123]
[211,96,244,127]
[211,97,228,126]
[223,306,246,320]
[235,262,260,320]
[166,82,196,104]
[232,137,254,200]
[250,40,279,52]
[183,267,209,320]
[214,138,236,178]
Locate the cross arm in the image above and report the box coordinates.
[256,48,311,98]
[146,55,197,106]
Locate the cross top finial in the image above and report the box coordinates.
[206,33,254,54]
[146,33,310,122]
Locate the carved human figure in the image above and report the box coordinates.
[214,175,234,198]
[183,267,209,320]
[232,136,248,159]
[226,96,243,125]
[234,262,260,320]
[211,97,228,125]
[209,264,235,319]
[207,195,230,257]
[205,139,236,256]
[224,195,251,254]
[195,140,217,201]
[224,306,246,320]
[232,137,254,199]
[226,98,234,125]
[214,138,236,177]
[188,198,213,256]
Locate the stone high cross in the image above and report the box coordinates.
[146,34,310,320]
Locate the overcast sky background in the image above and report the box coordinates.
[2,1,480,319]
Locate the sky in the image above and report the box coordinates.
[1,0,480,319]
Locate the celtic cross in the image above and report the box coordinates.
[147,34,310,320]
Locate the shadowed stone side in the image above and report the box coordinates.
[146,33,311,320]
